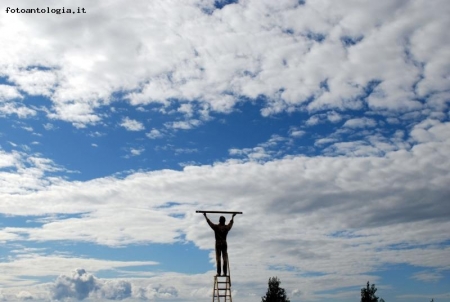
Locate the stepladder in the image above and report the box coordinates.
[212,262,232,302]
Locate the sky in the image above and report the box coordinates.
[0,0,449,301]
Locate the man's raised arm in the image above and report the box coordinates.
[228,213,236,228]
[204,213,215,229]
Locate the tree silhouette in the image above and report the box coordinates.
[361,281,379,302]
[261,277,290,302]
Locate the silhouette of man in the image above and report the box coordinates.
[203,213,236,276]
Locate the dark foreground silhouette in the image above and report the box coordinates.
[203,213,236,276]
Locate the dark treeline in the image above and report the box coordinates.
[261,278,434,302]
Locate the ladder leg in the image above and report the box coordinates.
[229,276,232,302]
[227,257,232,302]
[212,276,217,302]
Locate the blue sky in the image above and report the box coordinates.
[0,0,450,301]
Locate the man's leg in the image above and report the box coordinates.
[222,243,228,276]
[215,243,222,276]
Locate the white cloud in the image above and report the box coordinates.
[133,283,178,300]
[305,111,344,127]
[51,269,97,300]
[178,103,194,117]
[0,102,36,118]
[98,280,133,300]
[120,117,145,131]
[386,117,400,124]
[21,126,33,132]
[314,137,337,146]
[174,148,198,155]
[129,147,144,156]
[229,146,271,161]
[329,118,450,159]
[43,123,55,130]
[47,102,101,128]
[50,269,177,301]
[50,269,141,301]
[229,134,293,162]
[0,149,67,194]
[0,85,22,100]
[146,128,163,139]
[324,140,384,156]
[411,270,444,283]
[0,0,447,126]
[0,150,18,168]
[305,115,320,126]
[165,119,202,130]
[0,267,183,302]
[2,121,448,244]
[288,128,305,138]
[409,118,449,143]
[45,268,204,302]
[0,254,157,295]
[343,117,377,128]
[88,131,105,137]
[8,68,56,97]
[15,291,33,301]
[327,111,342,123]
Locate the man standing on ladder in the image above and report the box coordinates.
[203,213,236,276]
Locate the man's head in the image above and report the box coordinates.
[219,216,226,225]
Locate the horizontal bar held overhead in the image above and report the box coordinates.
[196,210,243,214]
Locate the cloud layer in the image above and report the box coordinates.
[1,119,449,300]
[1,0,449,127]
